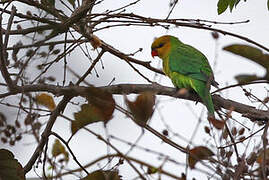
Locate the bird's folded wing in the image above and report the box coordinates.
[169,44,214,84]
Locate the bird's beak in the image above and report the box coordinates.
[151,49,158,58]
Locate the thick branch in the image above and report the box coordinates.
[2,83,269,121]
[23,95,72,174]
[102,84,269,121]
[0,7,16,89]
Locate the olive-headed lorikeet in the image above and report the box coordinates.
[151,35,218,117]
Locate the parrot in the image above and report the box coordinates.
[151,35,218,117]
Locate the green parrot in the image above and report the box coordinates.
[151,35,218,117]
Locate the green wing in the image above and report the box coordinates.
[169,43,214,84]
[168,41,216,115]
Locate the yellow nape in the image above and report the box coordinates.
[151,35,172,59]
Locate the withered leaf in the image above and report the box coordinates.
[188,146,214,169]
[36,93,56,110]
[125,92,156,127]
[208,116,225,130]
[72,87,115,134]
[81,170,121,180]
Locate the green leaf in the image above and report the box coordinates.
[229,0,236,12]
[81,170,121,180]
[235,0,241,7]
[268,0,269,11]
[0,149,25,180]
[223,44,269,71]
[147,166,158,174]
[67,0,75,7]
[218,0,244,14]
[217,0,229,14]
[235,74,261,83]
[223,44,269,82]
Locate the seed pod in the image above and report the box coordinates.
[238,128,245,135]
[15,134,22,141]
[211,31,219,39]
[204,126,210,134]
[222,128,228,139]
[247,152,257,165]
[231,127,237,136]
[226,151,233,158]
[4,129,11,137]
[220,148,225,157]
[238,135,245,141]
[162,129,168,136]
[15,120,21,128]
[9,140,15,146]
[1,137,7,143]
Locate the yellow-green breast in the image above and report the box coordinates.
[163,56,195,90]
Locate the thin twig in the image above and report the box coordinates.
[51,153,182,179]
[43,138,49,179]
[218,126,265,149]
[49,131,89,175]
[98,13,269,52]
[145,125,187,153]
[3,6,16,51]
[166,0,178,19]
[261,122,269,179]
[224,123,239,159]
[212,80,269,94]
[67,66,92,86]
[124,59,153,83]
[76,49,105,85]
[83,128,147,180]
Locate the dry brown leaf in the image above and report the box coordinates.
[208,116,225,130]
[72,87,115,134]
[52,139,69,162]
[188,146,214,169]
[256,148,269,165]
[81,170,121,180]
[125,92,155,127]
[36,93,56,110]
[90,35,102,49]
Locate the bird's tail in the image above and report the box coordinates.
[201,91,215,117]
[193,82,215,117]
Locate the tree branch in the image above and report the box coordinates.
[23,95,72,174]
[2,83,269,122]
[0,6,16,89]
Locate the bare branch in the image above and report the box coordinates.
[23,95,72,174]
[1,83,269,122]
[0,6,16,89]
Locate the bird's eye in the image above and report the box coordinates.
[158,43,164,48]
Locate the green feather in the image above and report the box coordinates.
[163,36,217,115]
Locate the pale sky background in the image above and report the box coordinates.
[1,0,269,179]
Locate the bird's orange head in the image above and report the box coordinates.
[151,35,172,59]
